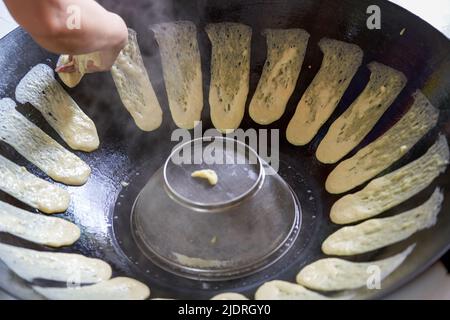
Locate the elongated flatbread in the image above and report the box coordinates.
[296,245,414,291]
[323,189,442,255]
[0,200,80,247]
[0,243,111,283]
[33,277,150,300]
[317,62,407,163]
[326,90,439,194]
[15,64,100,152]
[331,135,449,224]
[0,154,70,214]
[206,23,252,133]
[112,29,162,131]
[249,29,309,125]
[286,39,363,145]
[255,280,330,300]
[0,98,91,185]
[151,21,202,129]
[211,293,249,300]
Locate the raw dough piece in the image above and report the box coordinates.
[326,90,439,194]
[0,200,80,247]
[249,29,309,125]
[316,62,407,163]
[15,64,100,152]
[255,280,330,300]
[206,23,252,133]
[0,243,112,283]
[56,53,102,88]
[33,277,150,300]
[191,169,218,185]
[211,293,249,300]
[0,154,70,214]
[296,245,414,291]
[286,38,363,145]
[330,135,449,224]
[112,29,163,131]
[323,189,442,255]
[56,55,83,88]
[0,98,91,185]
[151,22,203,129]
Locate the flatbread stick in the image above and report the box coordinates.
[112,29,163,131]
[0,243,112,283]
[316,62,407,164]
[206,23,252,133]
[255,280,330,300]
[15,64,100,152]
[33,277,150,300]
[0,154,70,214]
[296,245,415,291]
[326,90,439,194]
[330,135,449,224]
[286,38,363,145]
[0,200,80,247]
[151,21,202,129]
[249,29,309,125]
[211,293,249,300]
[323,189,442,255]
[0,98,91,185]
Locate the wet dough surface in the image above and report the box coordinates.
[0,200,80,247]
[15,64,99,152]
[151,22,203,129]
[0,154,70,214]
[0,98,91,186]
[330,135,449,224]
[112,29,163,131]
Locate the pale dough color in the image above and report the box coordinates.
[151,22,203,129]
[323,189,442,255]
[191,169,218,185]
[296,245,415,291]
[111,29,163,131]
[0,154,70,214]
[255,280,330,300]
[326,90,439,194]
[0,98,91,185]
[330,135,449,224]
[33,277,150,300]
[286,38,363,146]
[0,243,112,283]
[207,23,252,133]
[316,62,407,164]
[249,29,309,125]
[211,293,249,300]
[15,64,100,152]
[0,200,80,247]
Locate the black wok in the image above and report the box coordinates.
[0,0,449,299]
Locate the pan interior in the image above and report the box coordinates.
[129,137,301,281]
